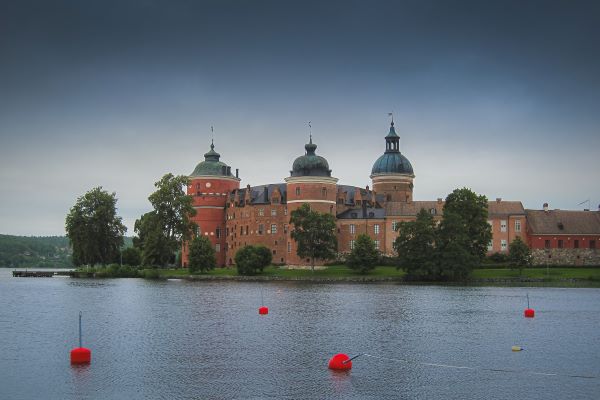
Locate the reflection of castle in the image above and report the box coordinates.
[182,122,600,267]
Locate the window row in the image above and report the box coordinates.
[544,239,596,249]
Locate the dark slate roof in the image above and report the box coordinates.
[488,201,526,216]
[290,138,332,177]
[335,185,385,206]
[337,207,386,219]
[385,201,444,217]
[190,142,234,177]
[526,210,600,235]
[232,183,287,205]
[371,152,414,175]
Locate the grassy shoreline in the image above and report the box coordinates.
[69,264,600,287]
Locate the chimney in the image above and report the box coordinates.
[226,166,231,176]
[496,198,502,203]
[236,168,239,178]
[264,186,269,202]
[543,203,549,212]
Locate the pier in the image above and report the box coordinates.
[13,270,58,277]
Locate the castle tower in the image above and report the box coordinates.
[284,136,338,265]
[370,121,415,202]
[182,141,240,267]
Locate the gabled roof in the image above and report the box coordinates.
[232,183,287,205]
[526,210,600,235]
[488,201,525,216]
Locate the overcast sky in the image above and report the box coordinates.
[1,0,599,236]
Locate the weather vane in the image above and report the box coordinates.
[308,121,312,142]
[211,125,214,145]
[388,112,394,124]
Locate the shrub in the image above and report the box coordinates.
[235,245,271,276]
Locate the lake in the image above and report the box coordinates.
[1,268,599,399]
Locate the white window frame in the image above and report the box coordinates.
[374,224,380,235]
[501,239,507,251]
[350,240,355,250]
[515,220,521,232]
[500,220,507,232]
[350,224,355,234]
[271,224,277,234]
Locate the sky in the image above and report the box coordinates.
[1,0,599,236]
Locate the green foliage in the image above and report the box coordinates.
[134,173,195,268]
[0,235,72,268]
[394,209,440,280]
[488,252,509,263]
[188,235,216,273]
[121,247,142,266]
[141,268,161,279]
[508,236,532,274]
[346,234,379,274]
[394,188,493,281]
[443,187,492,262]
[235,245,272,275]
[437,211,479,280]
[65,187,127,266]
[290,203,337,272]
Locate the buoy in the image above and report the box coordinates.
[511,346,523,352]
[258,306,269,315]
[524,293,535,318]
[524,308,535,318]
[70,311,91,364]
[328,353,352,370]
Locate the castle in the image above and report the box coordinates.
[181,122,600,267]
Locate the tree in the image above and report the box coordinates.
[436,210,479,280]
[290,203,337,272]
[235,245,271,275]
[394,208,439,280]
[65,187,127,266]
[508,236,532,275]
[134,211,172,267]
[443,187,492,262]
[188,235,216,273]
[121,247,142,266]
[134,174,196,267]
[347,234,379,274]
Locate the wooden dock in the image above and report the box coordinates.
[12,270,56,277]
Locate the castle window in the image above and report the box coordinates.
[195,225,201,237]
[374,224,380,235]
[196,183,200,190]
[258,208,264,216]
[392,221,398,231]
[271,209,277,216]
[545,240,551,249]
[515,220,521,232]
[322,187,327,197]
[272,249,276,255]
[284,207,287,215]
[258,224,264,235]
[374,240,380,250]
[501,239,507,251]
[500,220,507,232]
[350,224,356,234]
[350,240,355,250]
[271,224,277,234]
[487,240,493,252]
[296,187,300,196]
[386,194,391,201]
[240,227,243,235]
[216,228,221,238]
[215,244,220,252]
[284,224,288,234]
[590,240,596,249]
[558,240,564,249]
[245,225,249,235]
[287,242,291,253]
[574,240,579,248]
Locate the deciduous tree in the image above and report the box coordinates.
[188,235,216,273]
[394,208,439,280]
[290,203,337,272]
[65,187,126,266]
[347,233,379,274]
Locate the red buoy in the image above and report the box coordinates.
[328,353,352,370]
[524,308,535,318]
[70,311,91,364]
[259,306,269,315]
[70,347,91,364]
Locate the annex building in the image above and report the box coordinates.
[181,122,600,267]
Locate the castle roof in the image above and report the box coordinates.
[190,141,234,177]
[526,209,600,235]
[371,122,414,176]
[290,136,332,177]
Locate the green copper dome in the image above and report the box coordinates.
[291,136,332,177]
[190,141,234,177]
[371,122,414,175]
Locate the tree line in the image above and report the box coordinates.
[65,177,530,280]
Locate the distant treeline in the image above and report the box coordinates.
[0,235,133,268]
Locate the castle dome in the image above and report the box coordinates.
[371,121,414,176]
[291,136,332,177]
[190,141,234,177]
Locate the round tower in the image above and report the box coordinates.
[182,141,240,267]
[370,121,415,202]
[285,136,338,264]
